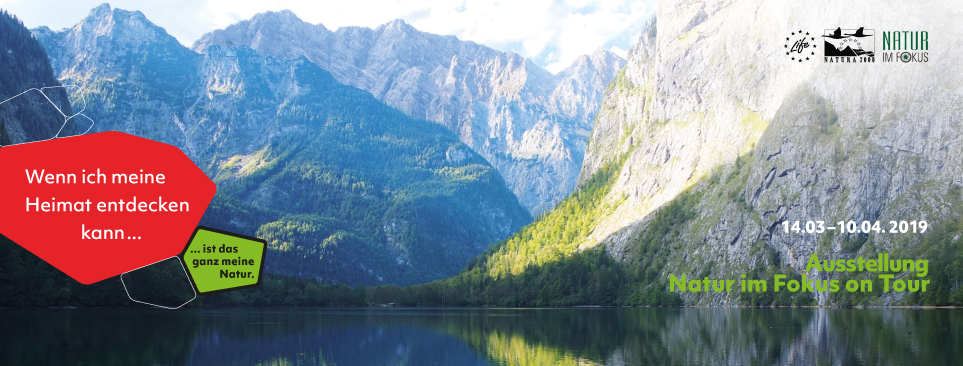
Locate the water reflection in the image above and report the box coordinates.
[0,308,960,365]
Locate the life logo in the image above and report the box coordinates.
[784,30,816,63]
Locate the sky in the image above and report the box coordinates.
[0,0,655,73]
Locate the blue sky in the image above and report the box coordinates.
[0,0,655,73]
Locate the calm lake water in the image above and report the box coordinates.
[1,307,961,365]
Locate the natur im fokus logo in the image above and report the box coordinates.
[880,31,929,62]
[823,27,875,62]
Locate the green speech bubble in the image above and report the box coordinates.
[179,227,266,295]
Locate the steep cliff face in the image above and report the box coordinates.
[31,4,532,286]
[455,0,963,305]
[579,0,963,304]
[193,12,625,214]
[0,10,76,145]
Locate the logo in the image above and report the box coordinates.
[785,30,816,62]
[881,31,928,63]
[823,27,875,63]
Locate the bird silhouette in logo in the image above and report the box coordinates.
[823,27,874,57]
[845,27,872,37]
[823,27,845,39]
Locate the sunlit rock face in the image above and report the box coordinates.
[576,0,963,305]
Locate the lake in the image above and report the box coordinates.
[1,307,960,365]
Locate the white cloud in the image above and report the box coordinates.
[0,0,655,73]
[609,45,627,59]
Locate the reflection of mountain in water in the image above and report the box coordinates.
[824,41,875,57]
[3,308,962,366]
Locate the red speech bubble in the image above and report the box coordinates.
[0,132,216,284]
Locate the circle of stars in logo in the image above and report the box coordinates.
[785,30,816,62]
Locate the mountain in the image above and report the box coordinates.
[32,4,199,148]
[31,4,531,286]
[434,0,963,306]
[579,0,963,306]
[0,9,121,307]
[192,11,626,214]
[824,42,858,57]
[0,10,76,145]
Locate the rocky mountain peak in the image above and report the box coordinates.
[379,18,416,34]
[247,9,328,34]
[191,12,625,214]
[195,10,331,61]
[251,9,301,23]
[33,3,193,83]
[79,3,171,43]
[88,3,112,18]
[559,48,622,78]
[590,48,622,65]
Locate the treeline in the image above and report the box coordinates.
[5,217,963,308]
[0,232,671,308]
[207,245,679,307]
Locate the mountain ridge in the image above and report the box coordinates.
[30,4,532,286]
[192,10,626,214]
